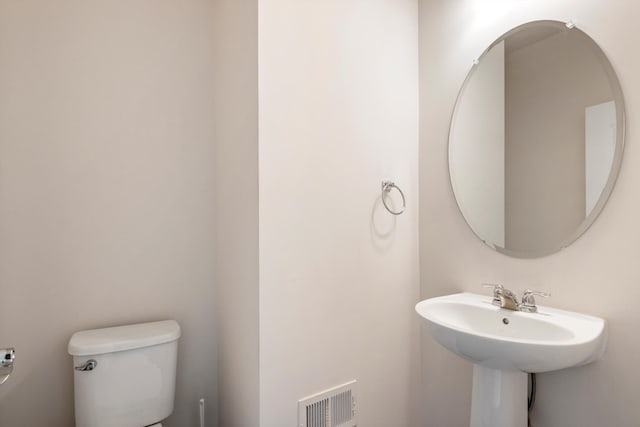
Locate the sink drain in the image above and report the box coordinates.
[502,318,510,325]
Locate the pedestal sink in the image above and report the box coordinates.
[415,293,607,427]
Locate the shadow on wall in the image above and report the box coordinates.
[370,195,399,251]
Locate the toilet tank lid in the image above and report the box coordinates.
[68,320,181,356]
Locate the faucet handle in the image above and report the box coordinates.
[520,289,550,313]
[481,283,503,303]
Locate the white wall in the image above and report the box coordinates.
[0,2,218,426]
[419,1,640,426]
[258,0,420,425]
[212,0,259,426]
[450,40,505,247]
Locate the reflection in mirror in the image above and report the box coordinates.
[449,21,624,258]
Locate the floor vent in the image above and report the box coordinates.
[298,380,357,427]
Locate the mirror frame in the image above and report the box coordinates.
[448,20,626,258]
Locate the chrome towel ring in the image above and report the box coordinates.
[381,181,406,215]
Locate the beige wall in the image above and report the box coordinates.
[505,30,613,253]
[212,0,259,426]
[258,0,420,425]
[0,1,218,426]
[419,1,640,426]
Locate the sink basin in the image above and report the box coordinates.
[415,292,606,372]
[416,292,607,427]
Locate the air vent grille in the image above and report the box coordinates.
[298,380,357,427]
[330,389,352,426]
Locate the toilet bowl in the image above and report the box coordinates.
[68,320,181,427]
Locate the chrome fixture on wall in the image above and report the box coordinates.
[0,347,15,385]
[381,181,406,215]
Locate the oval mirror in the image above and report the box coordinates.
[449,20,625,258]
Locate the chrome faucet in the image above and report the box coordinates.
[483,284,519,310]
[482,284,550,313]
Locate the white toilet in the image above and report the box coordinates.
[68,320,181,427]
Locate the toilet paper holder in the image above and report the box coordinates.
[0,347,15,385]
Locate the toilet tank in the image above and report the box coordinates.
[68,320,181,427]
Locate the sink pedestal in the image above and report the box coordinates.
[470,365,527,427]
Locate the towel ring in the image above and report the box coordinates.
[381,181,406,215]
